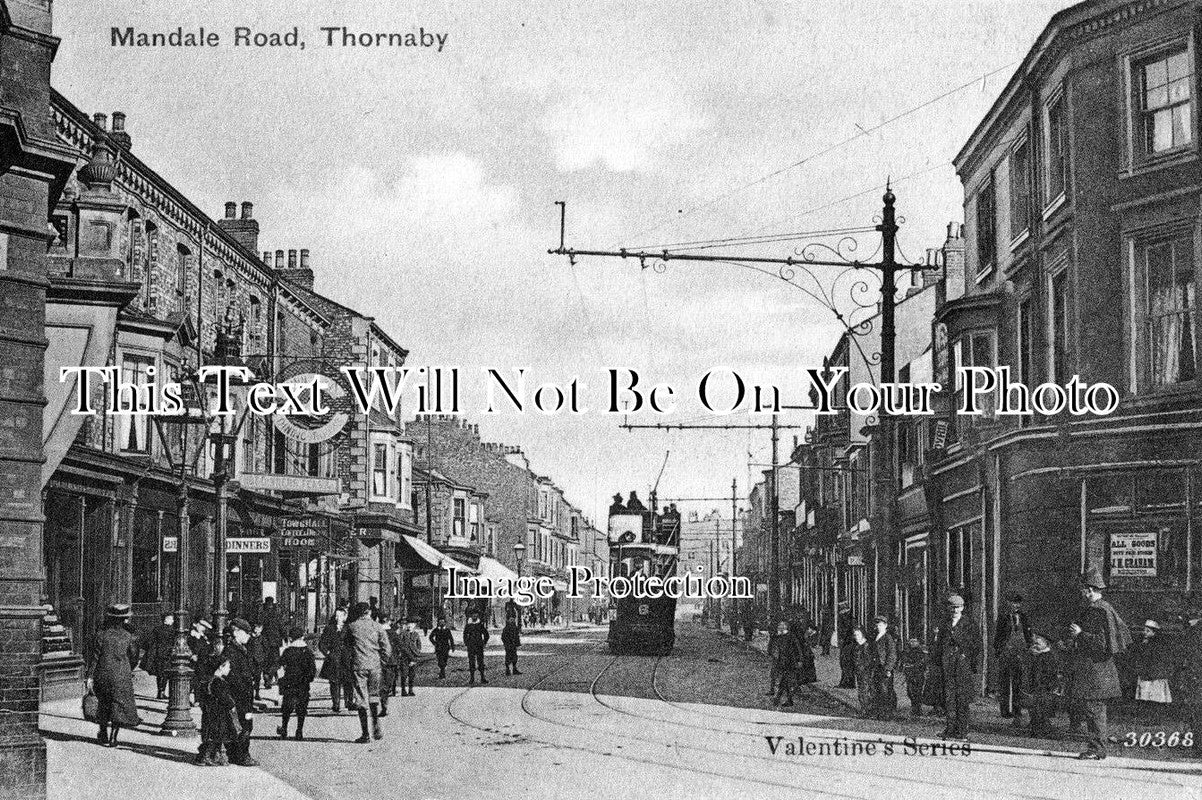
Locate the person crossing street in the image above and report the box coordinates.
[463,611,490,685]
[345,601,392,743]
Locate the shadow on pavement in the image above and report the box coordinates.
[40,727,198,766]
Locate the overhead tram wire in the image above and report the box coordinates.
[629,224,879,253]
[620,60,1018,245]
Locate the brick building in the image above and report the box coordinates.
[0,2,78,795]
[934,0,1202,660]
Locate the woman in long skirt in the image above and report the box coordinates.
[87,604,143,747]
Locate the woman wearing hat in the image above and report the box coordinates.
[85,604,143,747]
[1130,619,1174,717]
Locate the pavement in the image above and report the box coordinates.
[37,623,1202,799]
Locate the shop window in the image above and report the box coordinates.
[1135,471,1186,514]
[1088,474,1133,516]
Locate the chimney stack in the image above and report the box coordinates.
[216,200,259,253]
[937,221,966,307]
[92,112,108,130]
[262,251,272,265]
[110,111,131,149]
[277,246,315,290]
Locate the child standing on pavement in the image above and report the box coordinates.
[502,614,522,675]
[1026,635,1062,739]
[899,637,929,716]
[429,617,455,679]
[276,626,316,740]
[200,657,240,767]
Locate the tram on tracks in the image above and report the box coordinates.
[606,490,680,656]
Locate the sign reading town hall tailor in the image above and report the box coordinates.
[1109,531,1157,577]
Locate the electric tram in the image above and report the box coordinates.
[606,491,680,655]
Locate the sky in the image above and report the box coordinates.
[52,0,1073,524]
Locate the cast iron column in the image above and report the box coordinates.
[160,481,196,735]
[874,185,900,619]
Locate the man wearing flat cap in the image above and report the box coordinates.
[932,593,980,740]
[993,591,1032,723]
[224,617,260,766]
[1066,566,1131,760]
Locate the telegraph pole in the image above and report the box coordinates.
[731,477,738,628]
[769,416,780,624]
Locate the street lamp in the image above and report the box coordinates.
[152,373,209,737]
[513,540,526,576]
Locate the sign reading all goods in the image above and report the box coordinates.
[227,537,272,554]
[1109,531,1157,577]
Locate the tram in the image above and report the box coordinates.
[606,491,680,656]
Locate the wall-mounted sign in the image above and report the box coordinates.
[227,537,272,554]
[1109,531,1157,577]
[162,536,178,553]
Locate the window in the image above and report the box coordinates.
[975,175,996,278]
[1138,234,1197,389]
[469,502,481,542]
[371,441,389,497]
[1046,92,1069,204]
[398,447,413,509]
[116,353,155,452]
[1050,270,1072,383]
[453,497,466,539]
[1009,138,1031,240]
[1136,46,1194,157]
[144,223,159,310]
[1017,298,1034,386]
[176,244,190,302]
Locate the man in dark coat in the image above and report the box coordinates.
[933,594,980,741]
[258,597,285,689]
[87,604,143,747]
[771,620,802,707]
[396,619,422,696]
[994,591,1032,723]
[502,614,522,675]
[318,607,352,712]
[429,616,455,679]
[143,612,175,700]
[1176,604,1202,757]
[871,614,899,719]
[463,611,490,684]
[224,617,260,767]
[837,603,857,689]
[1066,567,1130,760]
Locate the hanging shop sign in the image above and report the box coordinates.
[227,536,272,554]
[277,518,329,550]
[1109,531,1157,577]
[162,535,178,553]
[270,360,353,445]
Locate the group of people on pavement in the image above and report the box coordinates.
[792,566,1200,761]
[84,596,530,766]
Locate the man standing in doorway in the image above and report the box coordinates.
[1067,567,1130,760]
[994,592,1032,725]
[933,594,979,741]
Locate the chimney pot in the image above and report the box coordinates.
[288,249,297,270]
[224,202,237,219]
[300,248,310,269]
[262,251,272,264]
[111,112,126,131]
[275,250,285,269]
[241,201,253,219]
[93,112,108,130]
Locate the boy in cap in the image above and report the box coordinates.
[224,618,260,766]
[429,616,455,679]
[1066,566,1130,760]
[398,618,423,695]
[277,626,316,740]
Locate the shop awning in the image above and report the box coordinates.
[398,535,476,574]
[476,556,519,584]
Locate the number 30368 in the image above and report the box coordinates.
[1123,731,1194,747]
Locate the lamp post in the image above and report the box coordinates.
[513,541,526,628]
[153,374,209,736]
